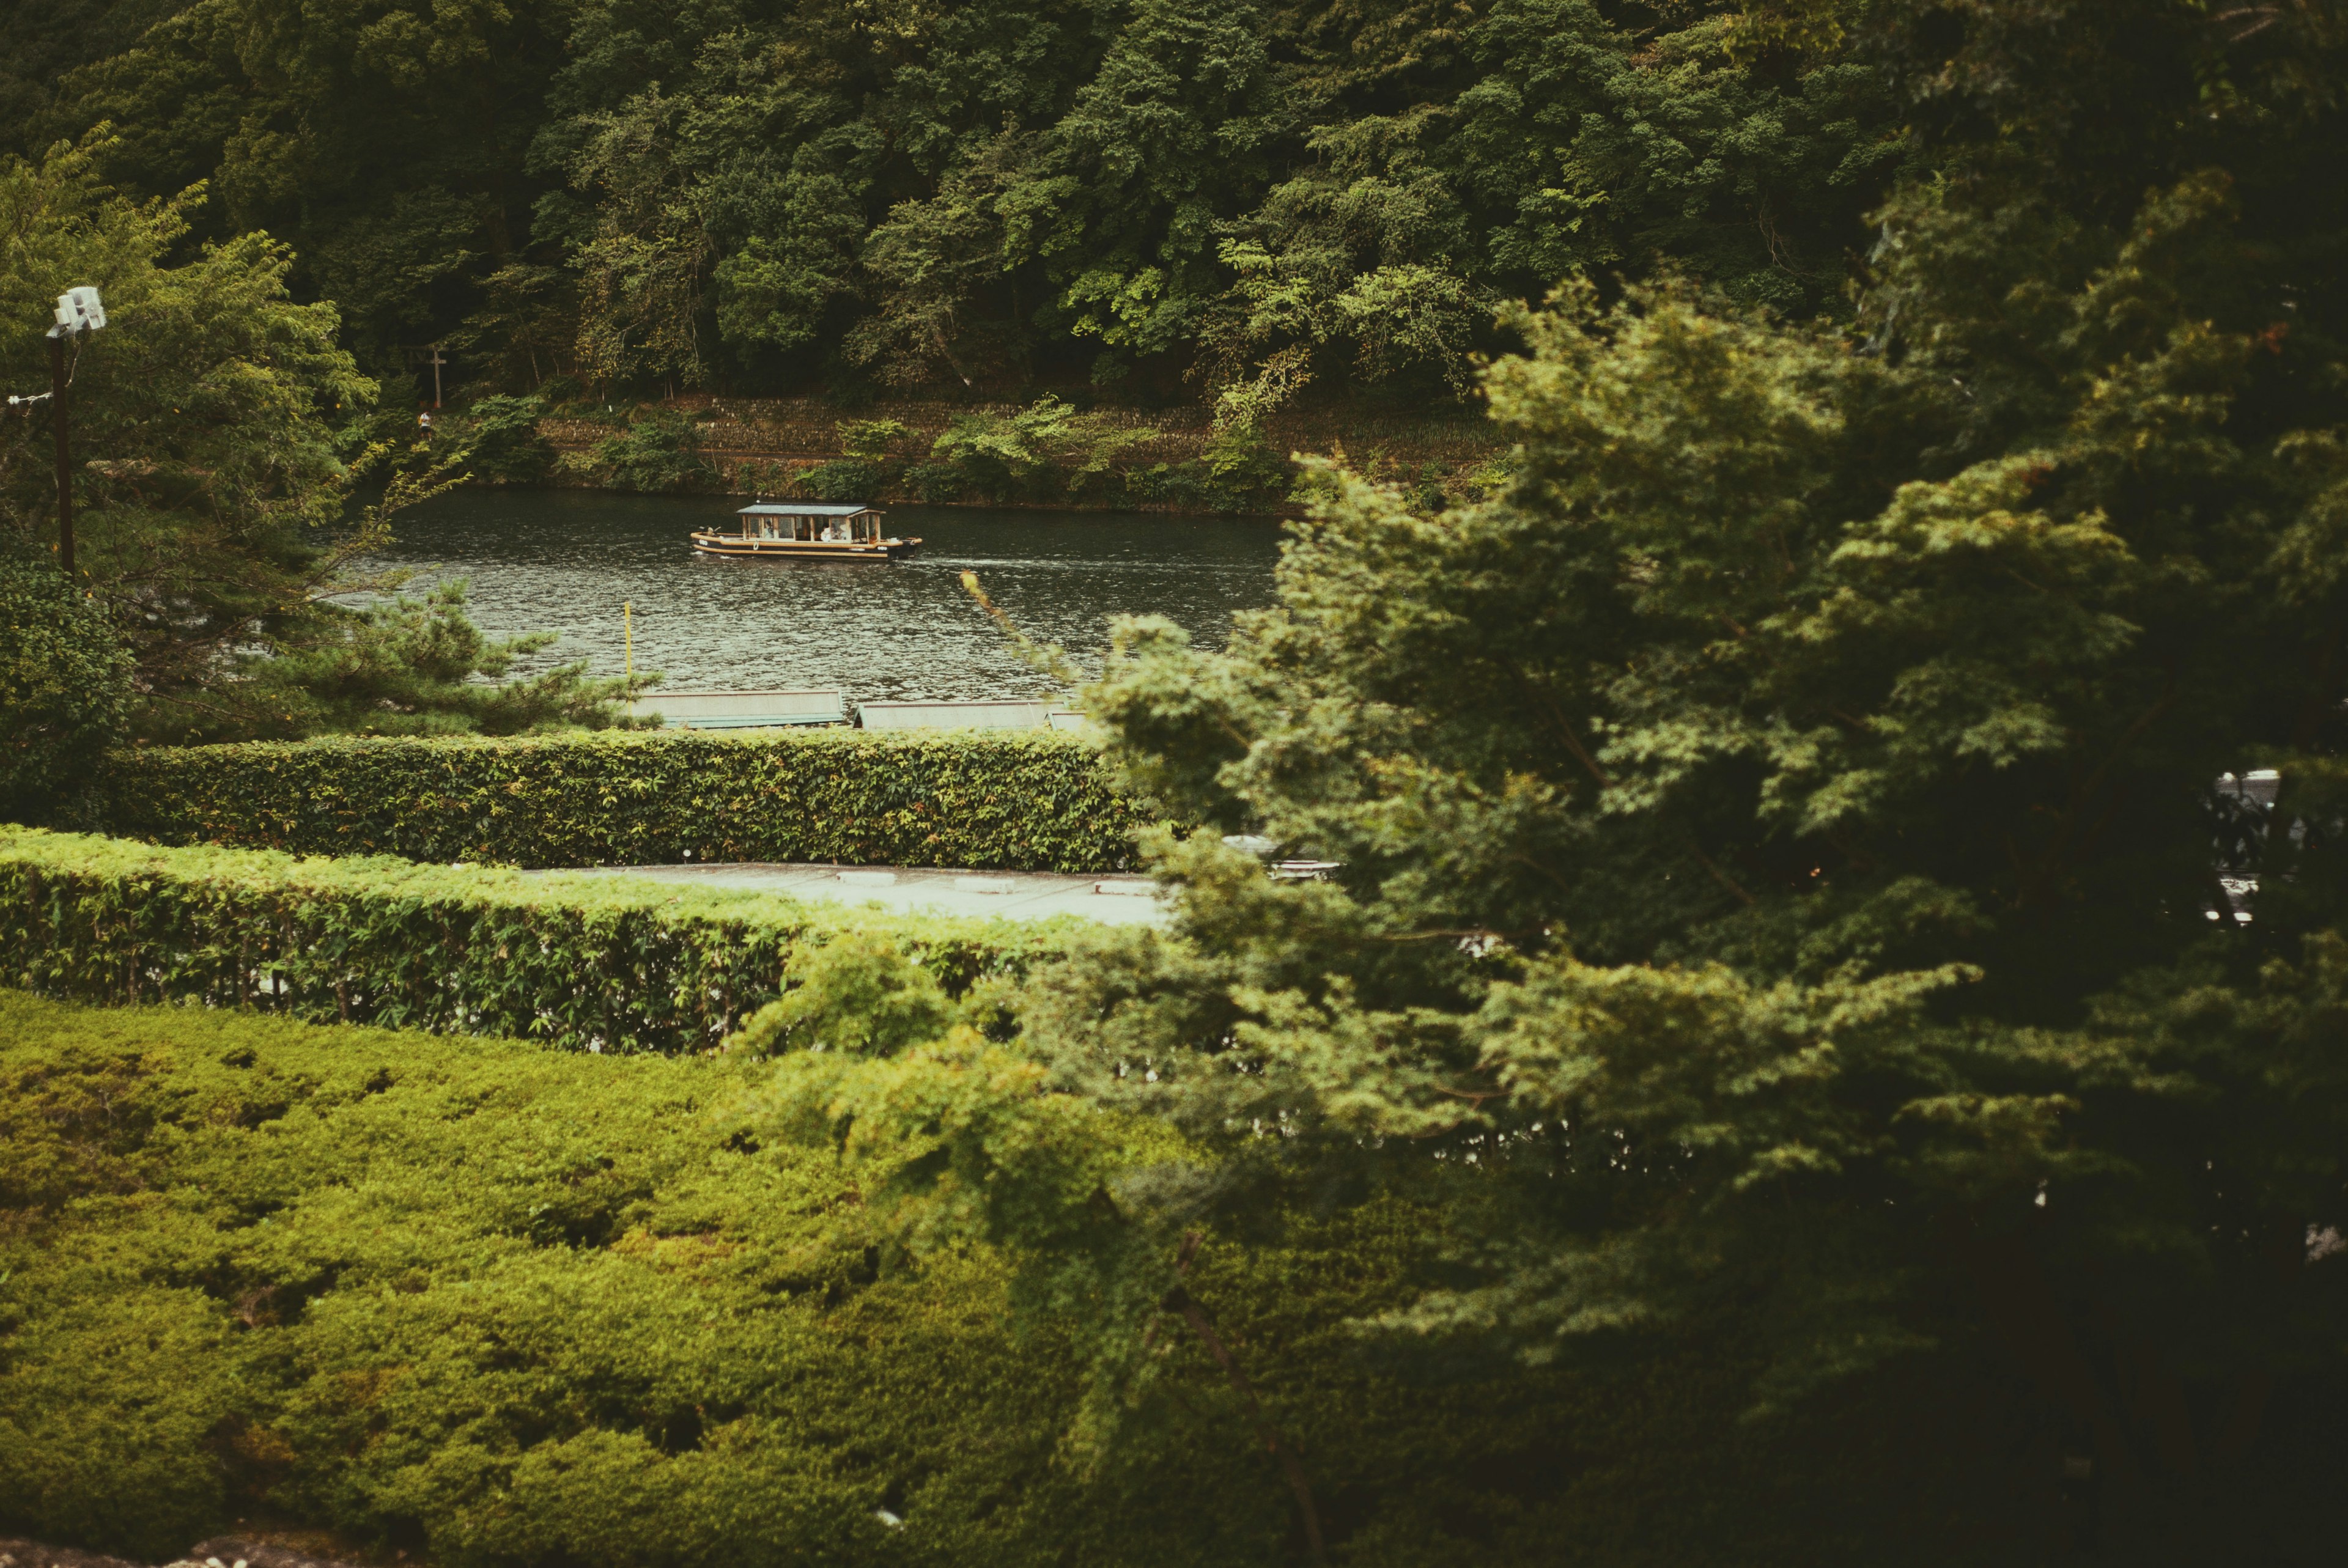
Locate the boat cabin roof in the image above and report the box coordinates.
[739,502,876,517]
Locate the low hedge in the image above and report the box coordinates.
[0,828,1069,1054]
[76,727,1159,873]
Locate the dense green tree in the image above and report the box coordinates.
[30,0,571,378]
[766,2,2348,1558]
[0,135,374,737]
[16,4,1914,403]
[0,0,185,145]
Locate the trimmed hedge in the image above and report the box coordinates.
[0,828,1069,1054]
[77,727,1159,872]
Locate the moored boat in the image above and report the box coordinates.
[691,501,921,561]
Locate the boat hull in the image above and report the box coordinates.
[690,532,923,561]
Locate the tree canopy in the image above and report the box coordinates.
[761,2,2348,1558]
[6,1,1912,405]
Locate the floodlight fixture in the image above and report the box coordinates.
[51,285,106,337]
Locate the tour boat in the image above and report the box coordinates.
[690,502,922,561]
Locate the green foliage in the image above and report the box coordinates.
[0,828,1060,1053]
[14,0,567,374]
[779,4,2348,1553]
[7,988,2166,1566]
[0,136,414,742]
[796,456,885,503]
[587,408,720,491]
[730,931,962,1059]
[928,398,1162,506]
[448,393,558,484]
[0,554,132,824]
[781,417,913,503]
[839,418,912,460]
[82,727,1166,873]
[0,993,1072,1562]
[233,580,643,738]
[13,2,1910,403]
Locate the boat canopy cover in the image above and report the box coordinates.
[739,502,874,517]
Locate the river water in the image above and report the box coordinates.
[367,489,1285,702]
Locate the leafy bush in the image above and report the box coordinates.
[0,554,132,825]
[903,459,964,502]
[451,392,556,484]
[79,727,1157,872]
[797,455,884,502]
[0,828,1062,1053]
[928,397,1159,505]
[590,410,720,491]
[0,994,1103,1562]
[838,417,911,458]
[232,580,642,738]
[730,455,799,497]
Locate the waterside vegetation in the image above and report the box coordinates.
[3,2,2347,1563]
[1,0,1909,411]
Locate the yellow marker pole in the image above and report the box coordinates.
[624,602,633,685]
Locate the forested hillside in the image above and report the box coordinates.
[1,1,1909,408]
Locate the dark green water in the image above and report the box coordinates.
[367,490,1284,701]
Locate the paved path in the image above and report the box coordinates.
[568,861,1167,925]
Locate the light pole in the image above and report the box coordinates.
[47,286,106,577]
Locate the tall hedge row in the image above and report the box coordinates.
[76,728,1159,872]
[0,828,1069,1053]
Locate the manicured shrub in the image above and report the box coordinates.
[79,727,1161,872]
[0,993,1097,1563]
[0,828,1066,1053]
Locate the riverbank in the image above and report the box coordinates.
[521,392,1507,513]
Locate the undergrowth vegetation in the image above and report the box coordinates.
[0,990,2110,1568]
